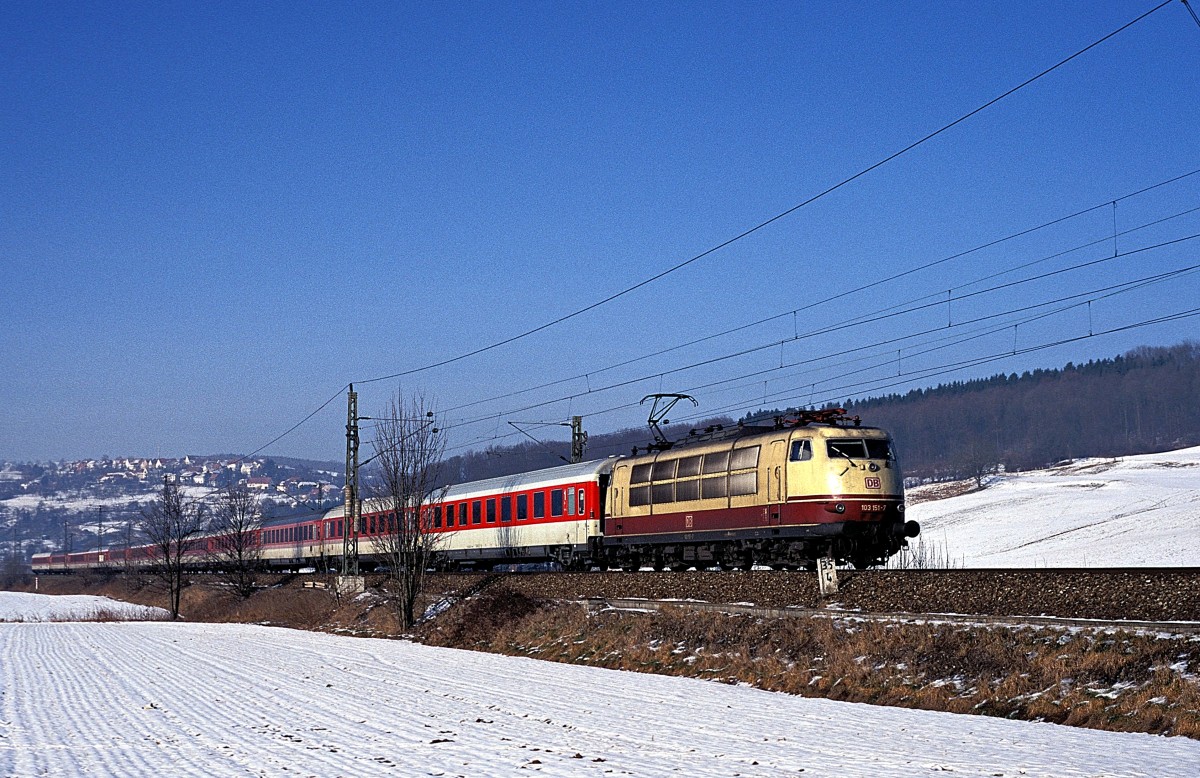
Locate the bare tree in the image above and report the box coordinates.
[208,485,263,599]
[368,393,448,628]
[141,477,207,620]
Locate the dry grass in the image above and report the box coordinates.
[418,588,1200,739]
[14,574,1199,739]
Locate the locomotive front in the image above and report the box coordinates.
[786,425,920,568]
[604,414,919,570]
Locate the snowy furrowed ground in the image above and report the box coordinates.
[906,446,1200,568]
[1,597,1198,777]
[0,592,169,622]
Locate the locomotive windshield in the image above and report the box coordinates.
[827,438,894,461]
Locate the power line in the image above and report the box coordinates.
[351,2,1173,389]
[681,306,1200,425]
[442,262,1200,454]
[440,233,1200,439]
[436,170,1200,419]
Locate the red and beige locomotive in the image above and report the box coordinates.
[33,411,918,574]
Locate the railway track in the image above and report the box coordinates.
[577,596,1200,635]
[433,567,1200,623]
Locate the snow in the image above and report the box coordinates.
[0,592,169,622]
[1,593,1198,776]
[906,445,1200,567]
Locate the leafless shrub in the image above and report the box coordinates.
[367,393,450,629]
[141,478,207,619]
[207,486,264,599]
[886,534,961,569]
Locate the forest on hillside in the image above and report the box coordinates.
[442,342,1200,484]
[837,342,1200,480]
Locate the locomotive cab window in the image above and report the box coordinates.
[865,439,894,460]
[790,440,813,462]
[827,439,868,461]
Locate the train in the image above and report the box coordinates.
[32,411,919,574]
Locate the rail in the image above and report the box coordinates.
[578,597,1200,635]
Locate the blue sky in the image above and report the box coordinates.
[3,1,1199,462]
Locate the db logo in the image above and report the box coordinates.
[864,477,881,489]
[685,515,694,528]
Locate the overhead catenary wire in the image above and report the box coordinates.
[350,1,1174,389]
[435,170,1200,420]
[437,233,1200,442]
[466,303,1200,459]
[443,267,1200,455]
[229,2,1185,464]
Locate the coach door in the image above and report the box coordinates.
[767,439,787,525]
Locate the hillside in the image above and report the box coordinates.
[842,342,1200,480]
[904,445,1200,568]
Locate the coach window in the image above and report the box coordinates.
[577,488,586,516]
[702,475,728,499]
[517,494,528,521]
[790,440,813,462]
[434,506,442,529]
[472,500,482,524]
[458,502,468,527]
[675,479,700,501]
[534,491,546,519]
[730,446,760,471]
[702,451,730,474]
[501,495,512,523]
[676,456,701,478]
[729,471,758,496]
[551,488,564,517]
[486,498,497,523]
[651,459,677,482]
[567,488,576,515]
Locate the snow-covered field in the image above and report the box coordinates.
[0,592,169,622]
[1,592,1197,777]
[906,445,1200,567]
